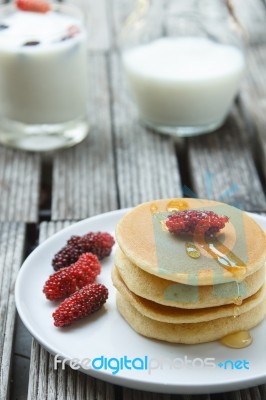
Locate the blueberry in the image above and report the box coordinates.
[23,41,40,46]
[0,24,9,31]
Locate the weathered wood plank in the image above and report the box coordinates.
[240,45,266,181]
[212,390,261,400]
[187,107,266,212]
[109,0,138,48]
[259,384,266,399]
[123,389,172,400]
[65,0,111,50]
[164,0,228,41]
[109,0,182,207]
[109,0,266,46]
[123,385,264,400]
[0,148,40,222]
[231,0,266,45]
[123,385,265,399]
[220,392,241,400]
[166,0,266,45]
[246,387,262,400]
[239,388,256,400]
[27,221,116,400]
[0,222,26,400]
[165,0,226,18]
[121,390,260,400]
[109,52,182,208]
[109,0,164,48]
[85,0,111,51]
[51,53,117,220]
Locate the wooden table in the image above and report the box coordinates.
[1,0,266,399]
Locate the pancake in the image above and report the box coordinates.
[112,266,266,323]
[116,198,266,285]
[115,247,266,309]
[116,291,266,344]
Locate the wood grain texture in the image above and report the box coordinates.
[109,0,182,207]
[0,148,40,222]
[28,341,115,400]
[51,53,117,220]
[4,0,266,49]
[0,222,25,400]
[27,221,116,400]
[187,107,266,211]
[240,45,266,180]
[109,0,165,48]
[258,384,266,399]
[165,0,227,19]
[109,52,182,208]
[109,0,266,47]
[123,389,172,400]
[109,0,138,48]
[121,389,264,400]
[86,0,111,51]
[66,0,111,50]
[231,0,266,44]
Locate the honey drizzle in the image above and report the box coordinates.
[233,305,240,318]
[220,331,252,348]
[160,220,168,232]
[185,242,201,259]
[198,236,246,278]
[234,281,243,306]
[163,202,246,279]
[150,203,159,214]
[166,200,189,212]
[231,281,243,318]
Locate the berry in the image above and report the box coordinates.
[53,283,108,327]
[165,210,229,237]
[23,41,40,46]
[43,253,101,301]
[52,232,115,271]
[61,25,80,41]
[16,0,51,13]
[67,25,80,37]
[0,24,9,31]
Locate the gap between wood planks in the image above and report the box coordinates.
[9,224,39,400]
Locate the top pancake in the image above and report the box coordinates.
[116,198,266,285]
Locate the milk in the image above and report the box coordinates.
[0,10,88,125]
[123,38,245,131]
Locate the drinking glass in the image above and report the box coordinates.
[0,1,89,151]
[120,0,246,137]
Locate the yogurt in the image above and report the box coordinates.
[123,37,245,130]
[0,8,88,125]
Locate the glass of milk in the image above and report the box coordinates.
[0,1,89,151]
[120,0,246,137]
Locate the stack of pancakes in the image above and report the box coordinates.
[112,198,266,344]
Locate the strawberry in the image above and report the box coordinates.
[53,283,108,327]
[16,0,51,13]
[43,253,101,301]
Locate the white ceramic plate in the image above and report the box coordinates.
[15,210,266,395]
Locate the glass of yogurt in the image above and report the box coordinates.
[120,0,246,137]
[0,0,89,151]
